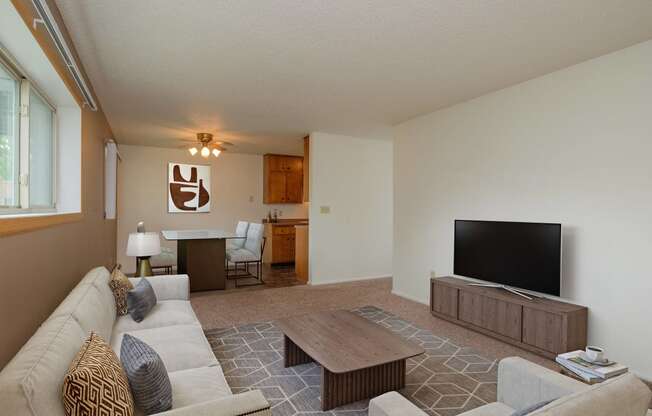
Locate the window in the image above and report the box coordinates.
[0,62,19,207]
[0,56,56,213]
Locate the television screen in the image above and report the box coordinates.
[454,220,561,296]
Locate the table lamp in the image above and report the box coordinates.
[127,232,161,277]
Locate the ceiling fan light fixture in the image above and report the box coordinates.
[187,133,231,157]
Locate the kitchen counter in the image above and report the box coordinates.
[263,218,309,226]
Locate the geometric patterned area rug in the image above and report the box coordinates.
[204,306,498,416]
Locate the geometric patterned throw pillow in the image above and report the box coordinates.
[109,264,134,316]
[62,332,134,416]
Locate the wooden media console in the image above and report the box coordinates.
[430,276,587,358]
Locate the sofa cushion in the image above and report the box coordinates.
[128,276,190,302]
[461,402,515,416]
[71,284,116,341]
[113,300,199,334]
[511,400,553,416]
[369,391,429,416]
[44,268,116,342]
[48,280,95,320]
[112,324,219,373]
[168,366,232,409]
[63,332,134,416]
[90,266,117,318]
[120,334,172,415]
[532,373,652,416]
[48,267,116,323]
[0,315,86,416]
[79,266,111,286]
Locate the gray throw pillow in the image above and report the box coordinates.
[511,399,555,416]
[127,278,157,322]
[120,334,172,415]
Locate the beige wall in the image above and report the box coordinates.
[0,106,116,368]
[117,145,308,273]
[393,40,652,378]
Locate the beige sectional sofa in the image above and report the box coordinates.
[370,357,652,416]
[0,267,270,416]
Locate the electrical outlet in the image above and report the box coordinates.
[249,195,254,202]
[320,206,331,214]
[430,270,437,279]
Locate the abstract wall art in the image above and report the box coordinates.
[168,163,211,213]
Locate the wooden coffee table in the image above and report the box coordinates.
[276,310,424,410]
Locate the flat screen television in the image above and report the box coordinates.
[454,220,561,296]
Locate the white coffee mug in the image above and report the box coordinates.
[585,346,604,362]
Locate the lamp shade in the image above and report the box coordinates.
[126,232,161,257]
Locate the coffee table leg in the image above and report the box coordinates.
[283,335,313,367]
[321,359,406,411]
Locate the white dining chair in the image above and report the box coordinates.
[225,223,266,287]
[227,220,249,252]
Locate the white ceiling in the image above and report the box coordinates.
[55,0,652,155]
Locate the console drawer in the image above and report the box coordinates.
[522,307,563,353]
[431,283,458,318]
[459,291,522,341]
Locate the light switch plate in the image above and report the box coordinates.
[320,206,331,214]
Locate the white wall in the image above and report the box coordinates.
[117,145,308,273]
[393,40,652,378]
[309,132,393,284]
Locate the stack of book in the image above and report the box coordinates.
[556,351,628,384]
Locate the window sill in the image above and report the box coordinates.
[0,211,83,236]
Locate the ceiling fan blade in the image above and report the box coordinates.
[215,141,234,146]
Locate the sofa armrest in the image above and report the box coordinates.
[129,275,189,301]
[369,392,427,416]
[498,357,587,411]
[156,390,270,416]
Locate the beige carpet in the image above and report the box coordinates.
[191,277,555,373]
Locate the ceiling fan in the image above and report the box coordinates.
[179,133,234,158]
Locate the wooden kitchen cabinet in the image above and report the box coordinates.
[272,235,295,263]
[263,154,304,204]
[263,223,302,264]
[303,136,309,202]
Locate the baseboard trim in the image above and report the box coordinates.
[390,289,429,305]
[309,275,392,286]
